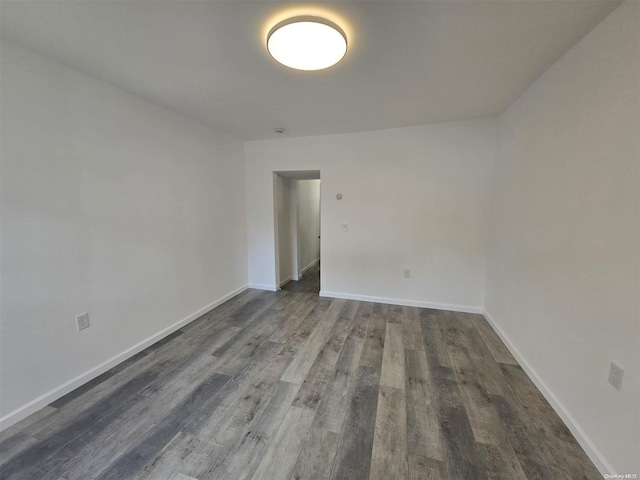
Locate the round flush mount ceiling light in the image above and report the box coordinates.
[267,16,347,71]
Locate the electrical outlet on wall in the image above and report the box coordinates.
[403,269,411,279]
[608,361,624,391]
[76,313,90,331]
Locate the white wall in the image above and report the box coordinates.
[0,41,248,425]
[245,119,496,311]
[297,179,321,273]
[275,175,293,286]
[485,1,639,474]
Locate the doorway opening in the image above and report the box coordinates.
[274,170,321,294]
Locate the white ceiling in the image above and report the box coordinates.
[0,0,621,141]
[276,170,321,180]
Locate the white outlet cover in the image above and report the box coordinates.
[76,313,90,331]
[608,361,624,391]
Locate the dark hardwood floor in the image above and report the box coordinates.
[0,286,601,479]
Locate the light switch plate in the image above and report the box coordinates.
[608,361,624,391]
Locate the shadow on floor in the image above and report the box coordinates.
[281,262,320,294]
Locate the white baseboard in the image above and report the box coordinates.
[482,309,614,476]
[278,275,293,287]
[300,258,320,275]
[319,290,482,314]
[248,283,278,291]
[0,284,248,432]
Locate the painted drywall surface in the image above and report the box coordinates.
[289,180,300,279]
[0,42,247,418]
[245,119,496,308]
[276,176,293,285]
[485,2,639,473]
[298,180,321,272]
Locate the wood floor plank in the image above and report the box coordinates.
[359,304,386,370]
[380,321,405,390]
[211,302,292,376]
[211,349,293,446]
[184,341,286,441]
[434,393,488,480]
[404,348,444,462]
[446,342,508,447]
[312,331,365,433]
[292,301,361,411]
[272,290,300,311]
[254,295,320,351]
[0,406,56,444]
[369,385,408,480]
[137,432,204,480]
[268,293,320,345]
[436,311,466,349]
[24,307,243,441]
[15,290,263,443]
[170,441,218,477]
[250,406,315,480]
[210,302,290,373]
[94,372,231,480]
[419,311,453,371]
[423,315,488,480]
[47,329,184,410]
[20,351,173,440]
[178,288,262,334]
[1,281,600,480]
[500,364,601,479]
[468,314,518,365]
[0,358,187,479]
[450,313,587,479]
[329,366,380,480]
[205,381,299,480]
[281,299,346,384]
[501,364,583,450]
[171,474,199,480]
[47,352,226,479]
[477,442,528,480]
[447,314,571,479]
[290,427,339,480]
[177,351,296,479]
[490,394,557,480]
[451,312,510,397]
[281,263,320,294]
[177,313,251,354]
[347,300,371,343]
[402,306,423,351]
[280,298,333,356]
[229,290,281,323]
[3,468,61,480]
[387,304,404,324]
[0,433,38,466]
[290,337,347,413]
[408,454,447,480]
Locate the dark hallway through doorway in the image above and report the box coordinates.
[281,262,320,294]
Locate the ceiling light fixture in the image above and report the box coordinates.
[267,16,347,71]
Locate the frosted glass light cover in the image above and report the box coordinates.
[267,18,347,71]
